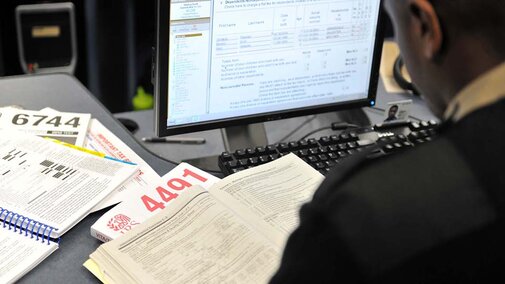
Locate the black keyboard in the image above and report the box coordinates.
[218,120,439,176]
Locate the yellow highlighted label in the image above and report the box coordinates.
[32,26,61,38]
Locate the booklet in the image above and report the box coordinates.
[0,107,91,146]
[90,163,221,242]
[0,129,138,283]
[87,154,324,283]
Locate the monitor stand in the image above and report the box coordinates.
[183,123,268,173]
[183,109,370,174]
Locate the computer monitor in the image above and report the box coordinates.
[154,0,385,144]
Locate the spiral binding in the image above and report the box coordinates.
[0,207,60,245]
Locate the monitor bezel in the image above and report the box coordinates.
[155,0,385,137]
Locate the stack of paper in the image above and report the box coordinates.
[85,154,325,284]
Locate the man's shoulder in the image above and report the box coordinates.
[319,136,476,203]
[311,137,496,277]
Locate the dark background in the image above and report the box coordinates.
[0,0,393,113]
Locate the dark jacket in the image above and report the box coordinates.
[270,99,505,283]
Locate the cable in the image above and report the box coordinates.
[274,115,317,144]
[298,126,332,141]
[331,122,360,130]
[393,56,421,96]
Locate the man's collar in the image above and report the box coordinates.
[444,61,505,122]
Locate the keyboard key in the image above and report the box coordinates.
[339,133,351,142]
[235,149,247,158]
[308,138,318,146]
[384,144,395,153]
[338,151,348,158]
[259,155,270,163]
[225,160,238,168]
[278,143,289,152]
[269,153,279,160]
[256,146,266,154]
[238,159,249,167]
[330,135,340,144]
[298,149,309,157]
[329,145,339,152]
[348,142,358,149]
[408,132,420,140]
[246,148,256,156]
[347,149,358,155]
[299,140,309,148]
[248,157,259,165]
[319,136,331,145]
[288,141,299,150]
[315,162,326,169]
[221,152,233,162]
[325,160,336,168]
[409,122,421,131]
[318,154,328,161]
[419,130,429,138]
[266,145,277,153]
[328,152,339,160]
[309,148,319,155]
[307,156,318,163]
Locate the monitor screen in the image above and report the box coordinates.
[155,0,384,136]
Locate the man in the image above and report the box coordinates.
[271,0,505,283]
[384,104,399,121]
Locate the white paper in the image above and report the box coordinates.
[209,154,325,248]
[0,108,91,146]
[0,222,58,284]
[90,163,220,242]
[91,187,279,284]
[83,119,161,212]
[0,129,138,238]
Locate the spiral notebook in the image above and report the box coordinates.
[0,207,59,284]
[0,129,139,282]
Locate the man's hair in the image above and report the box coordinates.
[430,0,505,55]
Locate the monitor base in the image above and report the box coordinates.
[183,123,269,173]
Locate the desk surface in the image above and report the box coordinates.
[0,74,435,283]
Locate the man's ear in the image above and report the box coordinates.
[408,0,443,59]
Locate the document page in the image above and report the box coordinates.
[0,129,138,237]
[83,119,161,212]
[0,227,58,283]
[0,107,91,146]
[209,154,324,248]
[92,187,279,284]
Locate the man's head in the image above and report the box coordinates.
[384,0,505,117]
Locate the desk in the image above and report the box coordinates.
[0,74,177,283]
[0,74,435,283]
